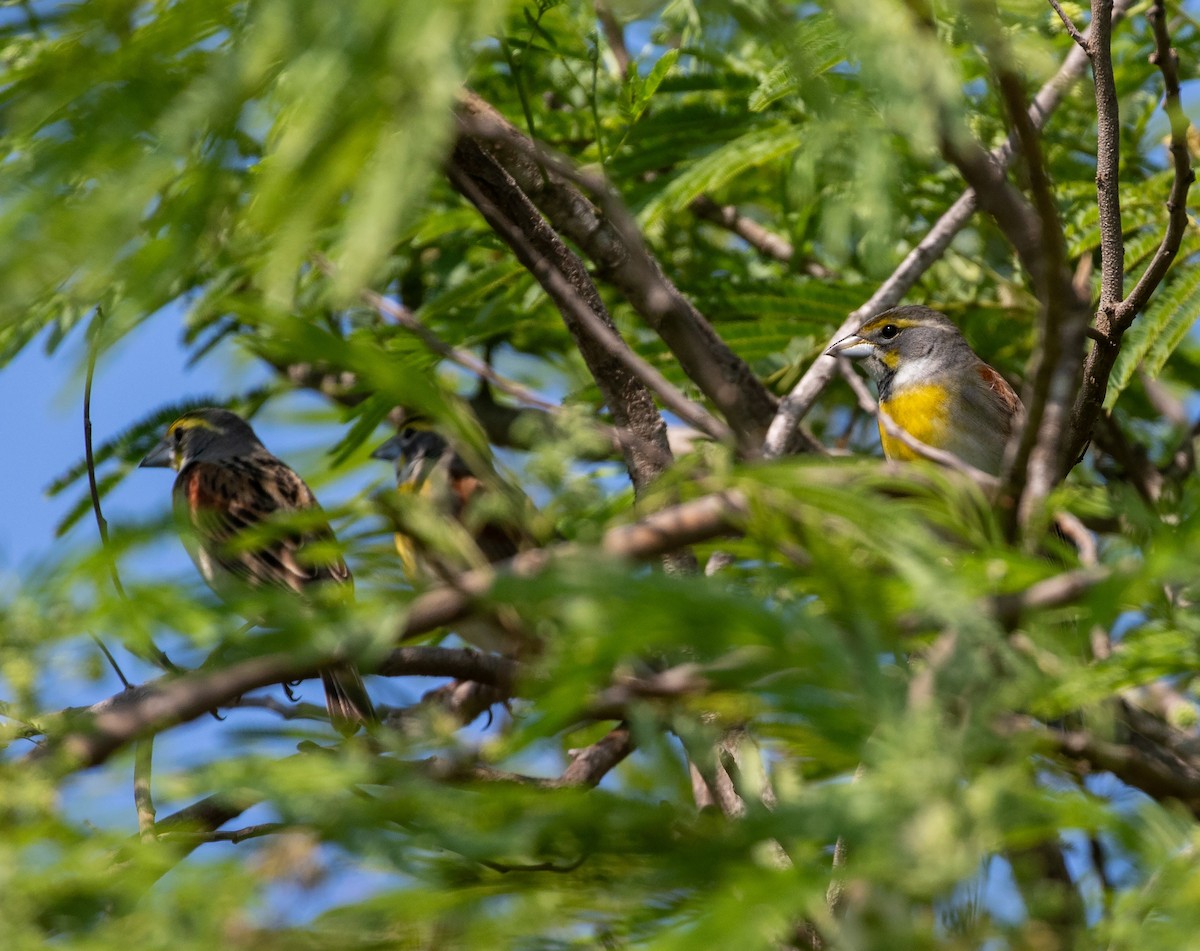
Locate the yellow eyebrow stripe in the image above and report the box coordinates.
[168,416,218,435]
[859,316,922,334]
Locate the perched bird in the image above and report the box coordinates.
[828,305,1024,476]
[140,407,375,734]
[372,427,526,655]
[371,428,521,576]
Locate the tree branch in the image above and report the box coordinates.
[558,723,634,787]
[446,138,728,455]
[29,492,750,772]
[1037,710,1200,818]
[457,91,777,452]
[134,736,156,841]
[445,137,703,579]
[157,822,287,846]
[1066,0,1195,465]
[1048,0,1089,49]
[689,195,833,278]
[922,0,1093,536]
[85,312,174,677]
[594,0,630,75]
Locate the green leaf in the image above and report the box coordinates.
[625,48,680,125]
[638,122,807,226]
[1106,257,1200,410]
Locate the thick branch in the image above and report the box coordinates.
[374,645,519,688]
[1042,707,1200,818]
[916,0,1092,536]
[983,36,1092,531]
[558,723,634,787]
[446,139,727,460]
[445,140,703,577]
[457,92,777,452]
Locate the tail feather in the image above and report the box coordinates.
[320,663,376,735]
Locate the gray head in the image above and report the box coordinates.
[139,407,266,471]
[826,305,975,384]
[371,428,470,483]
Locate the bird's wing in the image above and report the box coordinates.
[972,363,1025,438]
[174,456,351,597]
[449,474,522,564]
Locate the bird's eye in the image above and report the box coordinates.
[879,324,899,340]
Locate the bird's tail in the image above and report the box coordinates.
[320,663,377,735]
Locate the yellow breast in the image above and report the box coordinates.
[877,384,949,460]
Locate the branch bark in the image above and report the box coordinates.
[29,492,750,772]
[457,91,777,452]
[1065,0,1195,463]
[446,138,729,459]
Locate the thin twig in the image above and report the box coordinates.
[690,195,834,278]
[314,254,678,475]
[1048,0,1089,49]
[312,255,559,414]
[481,855,588,874]
[134,735,156,841]
[84,315,133,688]
[89,632,131,690]
[84,313,174,677]
[84,315,125,600]
[157,822,287,845]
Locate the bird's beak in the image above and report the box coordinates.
[370,434,405,462]
[139,436,175,469]
[827,334,874,360]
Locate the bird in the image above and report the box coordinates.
[140,407,375,734]
[372,427,527,655]
[827,305,1024,477]
[371,427,521,576]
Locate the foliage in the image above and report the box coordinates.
[1,0,1199,948]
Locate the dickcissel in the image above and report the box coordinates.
[828,305,1024,476]
[372,427,526,655]
[371,428,521,576]
[140,407,375,734]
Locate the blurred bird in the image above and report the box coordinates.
[828,305,1024,476]
[372,427,527,654]
[371,428,522,573]
[140,407,375,734]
